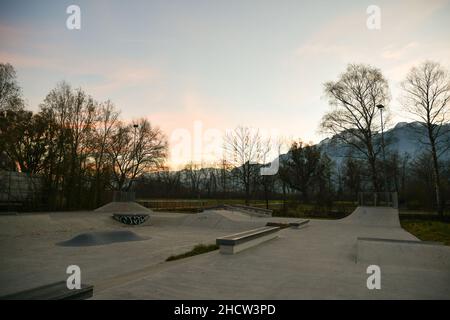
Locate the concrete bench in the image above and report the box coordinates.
[216,226,280,254]
[1,281,93,300]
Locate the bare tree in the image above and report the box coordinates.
[157,165,182,195]
[400,61,450,216]
[66,88,96,207]
[259,138,275,209]
[91,100,119,205]
[0,63,25,172]
[279,141,322,202]
[0,63,24,112]
[320,63,390,192]
[202,165,218,197]
[39,82,85,208]
[109,118,168,191]
[218,158,232,194]
[223,126,263,205]
[183,162,205,196]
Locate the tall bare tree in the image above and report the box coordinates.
[183,162,205,196]
[218,158,232,194]
[279,141,322,202]
[109,118,168,191]
[0,63,25,171]
[0,63,24,112]
[400,61,450,216]
[320,63,390,192]
[91,100,119,205]
[223,126,263,205]
[259,138,275,209]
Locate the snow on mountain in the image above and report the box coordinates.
[280,122,450,167]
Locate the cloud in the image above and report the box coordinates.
[0,50,54,68]
[89,66,159,97]
[118,90,234,168]
[381,42,419,60]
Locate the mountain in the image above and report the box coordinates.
[281,121,450,167]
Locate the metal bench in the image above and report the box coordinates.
[216,226,280,254]
[1,281,93,300]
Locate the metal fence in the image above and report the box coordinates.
[0,170,44,211]
[111,191,135,202]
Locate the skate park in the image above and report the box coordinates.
[1,201,449,299]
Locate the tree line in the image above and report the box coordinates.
[320,62,449,216]
[0,63,167,210]
[1,61,449,215]
[136,61,449,216]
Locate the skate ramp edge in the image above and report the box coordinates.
[356,237,450,270]
[342,206,400,228]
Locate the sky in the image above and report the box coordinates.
[1,0,450,168]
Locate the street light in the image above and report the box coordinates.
[133,123,139,154]
[130,124,139,194]
[377,104,389,202]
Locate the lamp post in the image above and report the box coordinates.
[377,104,389,203]
[130,124,139,195]
[133,124,139,156]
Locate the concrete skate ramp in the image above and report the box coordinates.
[170,209,306,231]
[149,210,269,231]
[57,230,149,247]
[340,206,400,227]
[0,212,123,237]
[357,237,450,270]
[94,201,152,214]
[176,210,264,230]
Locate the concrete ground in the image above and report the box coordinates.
[1,207,449,299]
[0,209,297,296]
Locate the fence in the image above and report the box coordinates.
[137,199,207,210]
[0,170,44,212]
[111,191,136,202]
[358,192,398,208]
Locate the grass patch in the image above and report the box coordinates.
[166,243,219,261]
[400,219,450,246]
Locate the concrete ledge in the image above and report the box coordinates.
[289,220,309,228]
[266,219,309,229]
[356,237,450,270]
[217,226,280,254]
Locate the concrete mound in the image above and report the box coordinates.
[177,210,265,230]
[57,230,149,247]
[94,201,152,214]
